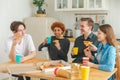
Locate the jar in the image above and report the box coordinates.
[71,63,81,80]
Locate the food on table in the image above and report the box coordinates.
[39,63,64,69]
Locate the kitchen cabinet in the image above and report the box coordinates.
[55,0,86,11]
[55,0,108,11]
[87,0,107,10]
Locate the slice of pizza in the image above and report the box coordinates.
[15,35,23,39]
[83,41,92,47]
[40,63,64,69]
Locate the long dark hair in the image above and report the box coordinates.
[99,24,117,48]
[99,24,120,80]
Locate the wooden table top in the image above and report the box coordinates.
[0,58,117,80]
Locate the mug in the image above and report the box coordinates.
[82,57,89,64]
[47,36,51,44]
[81,66,90,80]
[15,54,22,63]
[72,47,78,55]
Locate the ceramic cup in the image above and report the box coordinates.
[82,57,89,64]
[72,47,78,55]
[15,54,22,63]
[81,66,90,80]
[47,36,51,44]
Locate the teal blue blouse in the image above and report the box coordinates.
[94,43,116,80]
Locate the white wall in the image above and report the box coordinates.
[45,0,120,38]
[108,0,120,38]
[45,0,76,30]
[0,0,120,63]
[0,0,33,63]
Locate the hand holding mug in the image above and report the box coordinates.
[72,47,78,55]
[15,54,23,63]
[47,36,51,44]
[42,38,47,45]
[83,61,94,68]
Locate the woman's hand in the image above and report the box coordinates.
[84,47,94,60]
[53,40,61,50]
[83,41,97,51]
[89,44,97,51]
[21,56,25,62]
[84,47,91,57]
[12,32,23,46]
[83,61,94,67]
[83,62,98,69]
[42,38,47,45]
[21,51,36,62]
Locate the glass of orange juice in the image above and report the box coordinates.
[81,66,90,80]
[72,47,78,55]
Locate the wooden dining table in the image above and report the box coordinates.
[0,58,117,80]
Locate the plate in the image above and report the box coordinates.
[36,60,70,72]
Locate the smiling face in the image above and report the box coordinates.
[80,21,92,34]
[53,27,63,38]
[96,29,106,42]
[13,25,26,36]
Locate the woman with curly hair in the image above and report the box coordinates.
[38,22,70,62]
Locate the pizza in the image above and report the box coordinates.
[39,63,64,69]
[83,41,92,47]
[16,35,23,39]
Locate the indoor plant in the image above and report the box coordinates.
[33,0,46,14]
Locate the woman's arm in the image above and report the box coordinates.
[9,44,16,61]
[9,34,22,61]
[84,62,99,69]
[38,38,48,51]
[98,47,116,71]
[84,48,94,60]
[21,51,36,62]
[89,44,98,51]
[86,46,116,72]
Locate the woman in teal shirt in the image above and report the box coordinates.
[84,24,120,80]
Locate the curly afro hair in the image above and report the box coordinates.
[51,22,66,34]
